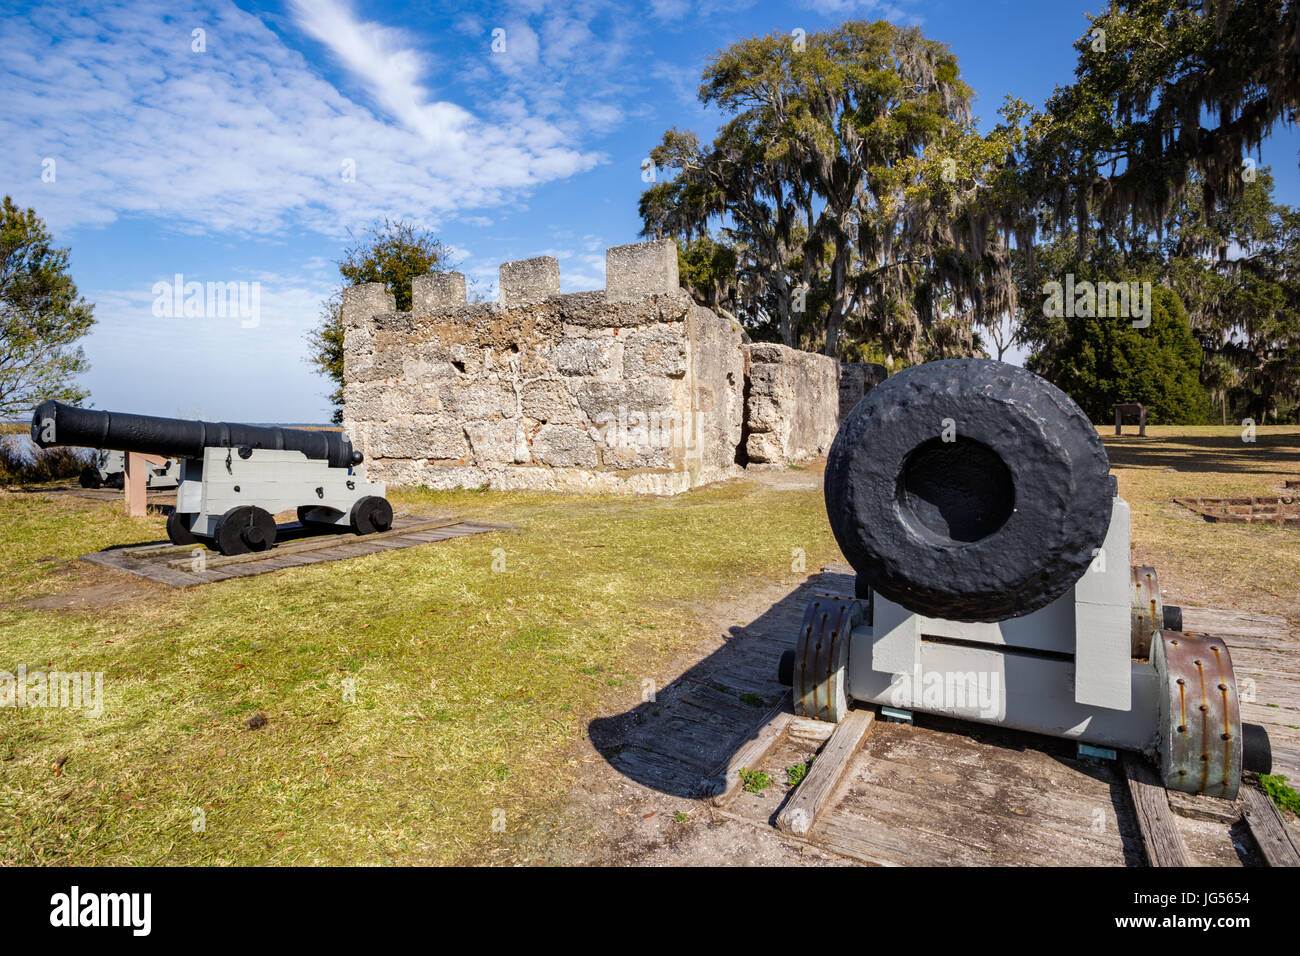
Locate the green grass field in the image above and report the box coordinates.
[1,425,1296,864]
[0,479,838,864]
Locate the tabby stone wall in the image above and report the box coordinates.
[342,239,744,494]
[743,343,840,466]
[840,362,889,420]
[341,239,883,494]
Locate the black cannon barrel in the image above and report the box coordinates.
[31,401,362,469]
[825,359,1112,622]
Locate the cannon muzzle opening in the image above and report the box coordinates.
[897,435,1016,544]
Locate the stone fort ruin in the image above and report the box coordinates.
[342,239,884,495]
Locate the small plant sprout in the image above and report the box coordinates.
[738,768,772,793]
[786,758,814,787]
[1259,774,1300,815]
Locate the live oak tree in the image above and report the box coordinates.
[1003,1,1300,422]
[1164,171,1300,423]
[1013,171,1300,425]
[1015,0,1299,241]
[0,196,95,419]
[640,21,1022,361]
[306,219,450,424]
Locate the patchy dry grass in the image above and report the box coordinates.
[1102,425,1300,624]
[0,479,836,865]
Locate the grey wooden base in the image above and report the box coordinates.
[82,514,510,586]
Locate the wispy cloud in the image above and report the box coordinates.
[797,0,917,22]
[649,0,692,21]
[453,3,636,139]
[290,0,476,151]
[0,0,604,237]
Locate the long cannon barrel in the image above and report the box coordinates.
[31,401,362,470]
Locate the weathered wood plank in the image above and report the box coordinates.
[676,684,773,726]
[775,722,1132,866]
[1167,789,1242,824]
[708,691,794,807]
[698,656,789,696]
[830,729,1138,856]
[787,716,837,746]
[166,516,467,569]
[1122,752,1193,867]
[818,779,1121,866]
[12,484,174,504]
[631,708,744,768]
[1234,678,1300,710]
[776,707,875,837]
[1180,606,1289,641]
[1239,784,1300,867]
[608,745,706,795]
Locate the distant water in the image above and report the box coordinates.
[248,423,341,430]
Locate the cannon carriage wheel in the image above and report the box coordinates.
[349,495,393,535]
[213,505,277,556]
[166,511,200,546]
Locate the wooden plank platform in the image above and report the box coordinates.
[763,718,1140,865]
[1123,752,1193,866]
[81,514,510,586]
[708,692,794,807]
[592,561,1300,866]
[7,483,175,504]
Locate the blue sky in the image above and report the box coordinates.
[3,0,1297,422]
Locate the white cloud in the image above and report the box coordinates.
[0,0,604,237]
[289,0,463,145]
[491,20,541,71]
[0,0,680,419]
[453,14,485,37]
[651,60,705,110]
[797,0,915,21]
[454,3,640,145]
[649,0,692,20]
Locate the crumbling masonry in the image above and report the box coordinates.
[342,238,885,495]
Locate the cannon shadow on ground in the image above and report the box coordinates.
[588,572,820,801]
